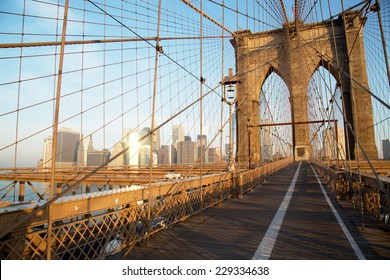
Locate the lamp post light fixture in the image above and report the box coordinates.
[220,68,239,171]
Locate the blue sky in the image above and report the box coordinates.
[0,0,388,167]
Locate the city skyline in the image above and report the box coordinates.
[37,124,227,168]
[0,0,389,265]
[0,0,388,168]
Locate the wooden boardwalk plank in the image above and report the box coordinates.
[270,162,358,259]
[107,161,390,260]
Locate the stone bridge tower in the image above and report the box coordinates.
[233,11,378,163]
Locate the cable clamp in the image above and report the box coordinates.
[369,3,380,12]
[156,43,164,54]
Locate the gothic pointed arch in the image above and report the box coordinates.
[234,11,377,163]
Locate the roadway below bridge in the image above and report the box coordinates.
[107,161,390,260]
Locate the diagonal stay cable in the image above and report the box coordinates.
[298,0,371,30]
[0,83,220,240]
[208,0,280,30]
[298,32,390,111]
[86,0,224,100]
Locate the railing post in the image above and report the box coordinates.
[47,0,70,260]
[18,181,25,202]
[56,183,62,195]
[147,0,163,243]
[239,173,243,198]
[249,170,253,190]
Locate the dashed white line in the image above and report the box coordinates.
[309,162,366,260]
[252,161,302,260]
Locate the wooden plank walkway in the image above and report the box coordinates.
[107,161,390,260]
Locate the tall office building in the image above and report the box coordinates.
[152,122,160,153]
[87,149,110,166]
[56,127,80,168]
[108,142,125,166]
[197,135,208,147]
[197,135,207,163]
[77,134,93,166]
[172,124,185,148]
[139,145,151,165]
[124,129,139,166]
[171,145,178,164]
[196,134,208,163]
[42,136,52,168]
[323,126,346,160]
[139,127,151,147]
[158,145,171,164]
[177,140,197,164]
[153,151,158,165]
[138,125,159,152]
[208,147,220,163]
[383,139,390,160]
[79,134,111,166]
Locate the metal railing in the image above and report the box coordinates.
[0,158,293,260]
[310,158,390,226]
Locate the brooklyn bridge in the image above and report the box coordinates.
[0,0,389,260]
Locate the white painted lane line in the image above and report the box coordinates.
[252,161,302,260]
[309,163,366,260]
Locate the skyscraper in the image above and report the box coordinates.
[152,122,160,153]
[196,135,207,147]
[78,134,111,166]
[197,134,208,163]
[77,134,93,166]
[158,145,171,164]
[383,139,390,160]
[42,136,52,169]
[172,124,184,148]
[139,145,150,165]
[87,149,110,166]
[153,151,158,165]
[177,139,197,164]
[108,142,125,166]
[124,129,139,166]
[138,125,160,152]
[171,145,178,164]
[56,127,80,168]
[208,147,220,163]
[139,127,151,146]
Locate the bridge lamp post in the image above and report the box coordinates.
[220,68,239,171]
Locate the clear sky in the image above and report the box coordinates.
[0,0,388,167]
